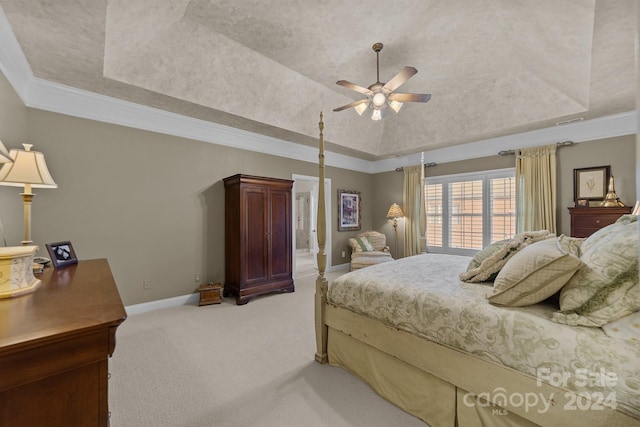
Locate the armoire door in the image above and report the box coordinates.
[243,186,269,286]
[268,188,291,281]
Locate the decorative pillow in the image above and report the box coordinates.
[553,282,640,327]
[466,240,509,272]
[555,234,584,257]
[488,237,582,307]
[580,214,636,254]
[460,230,553,283]
[602,310,640,342]
[559,216,638,312]
[354,236,375,252]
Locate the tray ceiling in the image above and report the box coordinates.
[0,0,636,160]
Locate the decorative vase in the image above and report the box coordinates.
[0,246,41,298]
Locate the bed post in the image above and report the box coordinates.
[315,112,329,363]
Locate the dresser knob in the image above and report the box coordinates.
[595,220,600,224]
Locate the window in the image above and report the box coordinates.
[425,169,515,255]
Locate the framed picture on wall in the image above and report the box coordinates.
[338,189,361,231]
[573,165,610,202]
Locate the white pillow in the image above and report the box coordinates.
[488,238,581,307]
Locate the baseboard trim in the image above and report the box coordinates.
[125,293,199,316]
[126,265,350,315]
[329,263,350,272]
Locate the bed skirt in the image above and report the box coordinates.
[328,327,539,427]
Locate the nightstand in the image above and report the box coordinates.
[197,283,223,306]
[568,206,632,238]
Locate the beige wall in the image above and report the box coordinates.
[0,71,372,305]
[0,72,27,248]
[372,137,636,258]
[0,73,27,147]
[557,135,636,232]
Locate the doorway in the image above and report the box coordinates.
[292,174,331,278]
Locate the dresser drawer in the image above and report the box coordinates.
[572,215,619,229]
[568,206,632,238]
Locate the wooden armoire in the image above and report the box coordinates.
[223,174,294,305]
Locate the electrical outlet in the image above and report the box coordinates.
[143,280,151,290]
[194,273,201,283]
[341,251,346,258]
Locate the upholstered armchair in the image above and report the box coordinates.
[348,230,394,271]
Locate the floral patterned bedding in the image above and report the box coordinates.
[327,253,640,417]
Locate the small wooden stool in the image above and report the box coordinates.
[197,283,222,306]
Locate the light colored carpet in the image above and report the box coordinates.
[296,249,317,278]
[109,271,426,427]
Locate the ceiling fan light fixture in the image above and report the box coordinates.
[389,100,403,113]
[371,108,383,121]
[372,92,387,108]
[354,102,368,115]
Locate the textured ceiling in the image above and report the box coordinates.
[0,0,636,160]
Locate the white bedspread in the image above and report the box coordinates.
[327,253,640,416]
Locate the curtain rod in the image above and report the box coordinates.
[498,140,574,156]
[395,162,437,172]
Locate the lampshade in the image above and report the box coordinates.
[389,100,403,113]
[0,140,10,163]
[386,203,404,219]
[0,144,57,188]
[354,102,368,116]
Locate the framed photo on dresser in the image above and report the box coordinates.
[46,241,78,268]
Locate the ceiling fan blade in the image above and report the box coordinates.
[336,80,372,95]
[333,98,369,112]
[382,66,417,92]
[388,93,431,103]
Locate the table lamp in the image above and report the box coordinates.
[0,143,57,298]
[0,143,57,245]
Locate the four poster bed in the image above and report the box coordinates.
[312,114,640,426]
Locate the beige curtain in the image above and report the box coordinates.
[515,144,557,234]
[403,165,426,257]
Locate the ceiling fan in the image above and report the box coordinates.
[333,42,431,121]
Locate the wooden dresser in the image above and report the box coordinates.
[0,259,126,427]
[224,174,294,305]
[568,206,632,237]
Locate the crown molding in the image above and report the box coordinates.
[26,77,373,172]
[0,4,33,102]
[0,5,635,175]
[371,111,637,173]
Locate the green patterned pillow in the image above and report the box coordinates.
[466,239,509,280]
[580,214,636,254]
[355,236,375,252]
[556,216,638,324]
[553,282,640,327]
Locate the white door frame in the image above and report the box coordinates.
[292,174,332,277]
